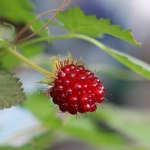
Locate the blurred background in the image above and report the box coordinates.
[0,0,150,149]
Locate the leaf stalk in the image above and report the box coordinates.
[5,46,55,77]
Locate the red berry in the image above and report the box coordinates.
[48,60,105,115]
[44,54,106,115]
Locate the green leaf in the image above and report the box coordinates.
[89,64,145,81]
[27,131,54,149]
[0,0,47,37]
[0,0,34,24]
[0,146,16,150]
[23,92,127,147]
[62,117,126,147]
[74,34,150,80]
[0,67,26,109]
[95,104,150,149]
[103,46,150,80]
[57,7,140,46]
[24,94,128,147]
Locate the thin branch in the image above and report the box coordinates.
[11,9,58,44]
[12,0,71,45]
[6,47,55,77]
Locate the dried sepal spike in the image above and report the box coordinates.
[44,53,106,115]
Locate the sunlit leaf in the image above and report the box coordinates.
[57,7,140,46]
[101,44,150,80]
[74,34,150,80]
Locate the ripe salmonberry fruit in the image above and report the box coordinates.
[43,53,106,115]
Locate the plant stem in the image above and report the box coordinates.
[18,34,71,48]
[72,34,107,51]
[8,32,150,80]
[6,47,55,77]
[10,33,118,77]
[72,34,150,80]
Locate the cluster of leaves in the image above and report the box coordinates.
[0,0,150,149]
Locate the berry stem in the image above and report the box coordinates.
[5,47,55,77]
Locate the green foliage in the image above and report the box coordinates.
[23,93,127,147]
[1,1,150,150]
[0,0,46,68]
[57,7,140,46]
[0,67,26,109]
[29,131,55,149]
[73,34,150,79]
[95,105,150,148]
[0,0,34,24]
[0,0,47,37]
[103,45,150,79]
